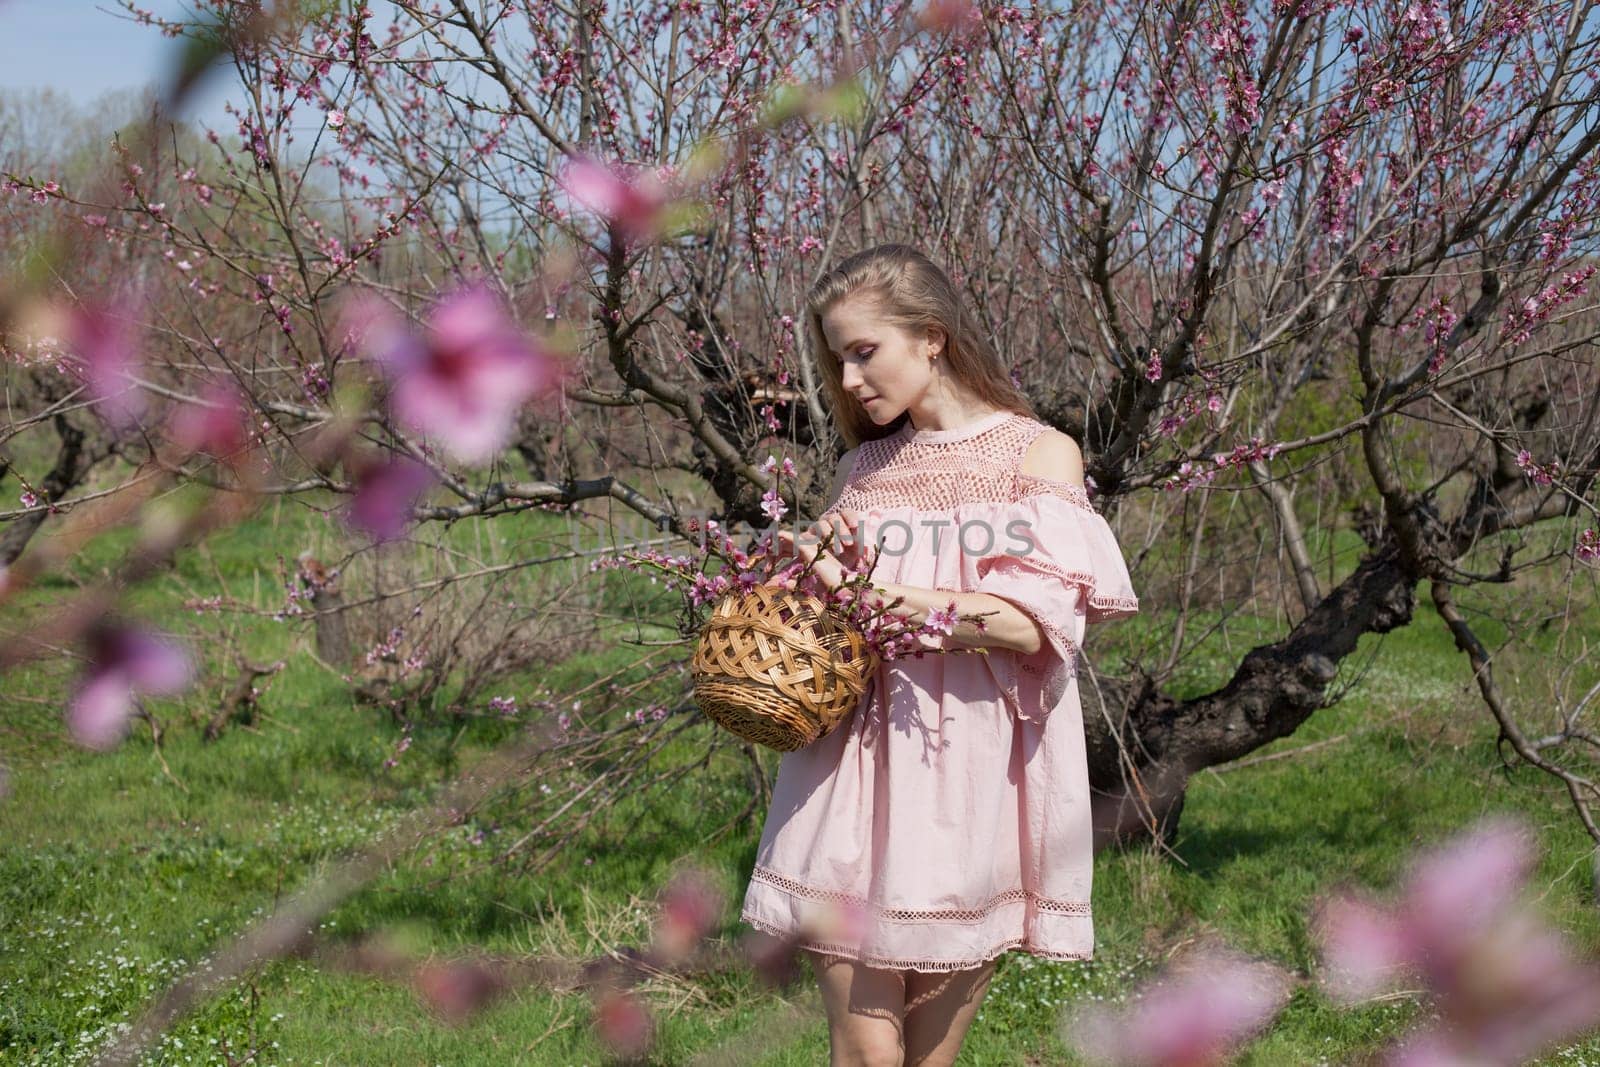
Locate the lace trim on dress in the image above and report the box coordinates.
[748,864,1092,921]
[740,912,1093,973]
[970,595,1082,679]
[1002,553,1142,617]
[971,601,1078,718]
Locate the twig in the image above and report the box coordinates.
[140,708,189,795]
[1210,733,1350,774]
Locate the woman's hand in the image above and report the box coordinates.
[762,510,862,592]
[807,510,863,562]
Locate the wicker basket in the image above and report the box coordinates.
[690,584,878,752]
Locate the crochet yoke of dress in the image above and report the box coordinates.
[832,410,1097,515]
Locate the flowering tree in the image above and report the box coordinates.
[984,0,1600,841]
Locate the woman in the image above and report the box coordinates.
[748,244,1141,1066]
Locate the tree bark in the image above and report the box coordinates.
[1086,541,1417,848]
[0,415,90,566]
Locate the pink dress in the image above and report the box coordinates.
[739,409,1141,973]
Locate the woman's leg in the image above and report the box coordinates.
[805,949,908,1067]
[901,959,998,1067]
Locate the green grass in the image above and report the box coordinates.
[4,502,1600,1065]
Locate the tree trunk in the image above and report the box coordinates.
[1085,542,1417,848]
[0,415,89,566]
[297,553,350,666]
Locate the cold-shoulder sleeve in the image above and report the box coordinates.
[967,478,1139,723]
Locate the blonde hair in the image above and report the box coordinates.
[804,243,1036,448]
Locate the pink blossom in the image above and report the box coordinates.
[67,623,193,750]
[914,0,982,34]
[689,571,733,607]
[1317,894,1412,1001]
[1069,946,1293,1066]
[326,108,345,129]
[653,866,724,960]
[414,959,505,1023]
[925,603,959,635]
[1317,141,1366,235]
[1413,299,1459,375]
[558,153,673,248]
[344,454,435,543]
[1515,448,1557,487]
[382,731,412,769]
[1577,528,1600,562]
[760,488,788,522]
[1318,818,1600,1064]
[66,303,146,428]
[1404,820,1537,956]
[592,987,654,1059]
[169,382,252,460]
[350,286,562,464]
[1503,266,1597,345]
[19,490,38,509]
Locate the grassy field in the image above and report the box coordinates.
[3,495,1600,1066]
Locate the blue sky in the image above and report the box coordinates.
[0,1,241,127]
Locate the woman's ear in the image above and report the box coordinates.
[926,324,947,360]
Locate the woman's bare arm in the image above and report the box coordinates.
[855,583,1044,655]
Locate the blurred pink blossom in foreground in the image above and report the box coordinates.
[1317,817,1600,1065]
[344,454,435,543]
[169,381,252,460]
[652,866,725,961]
[914,0,983,34]
[592,986,654,1059]
[1067,945,1293,1066]
[414,959,506,1024]
[67,622,193,749]
[558,154,675,248]
[67,303,146,429]
[346,286,561,464]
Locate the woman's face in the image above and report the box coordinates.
[820,294,943,426]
